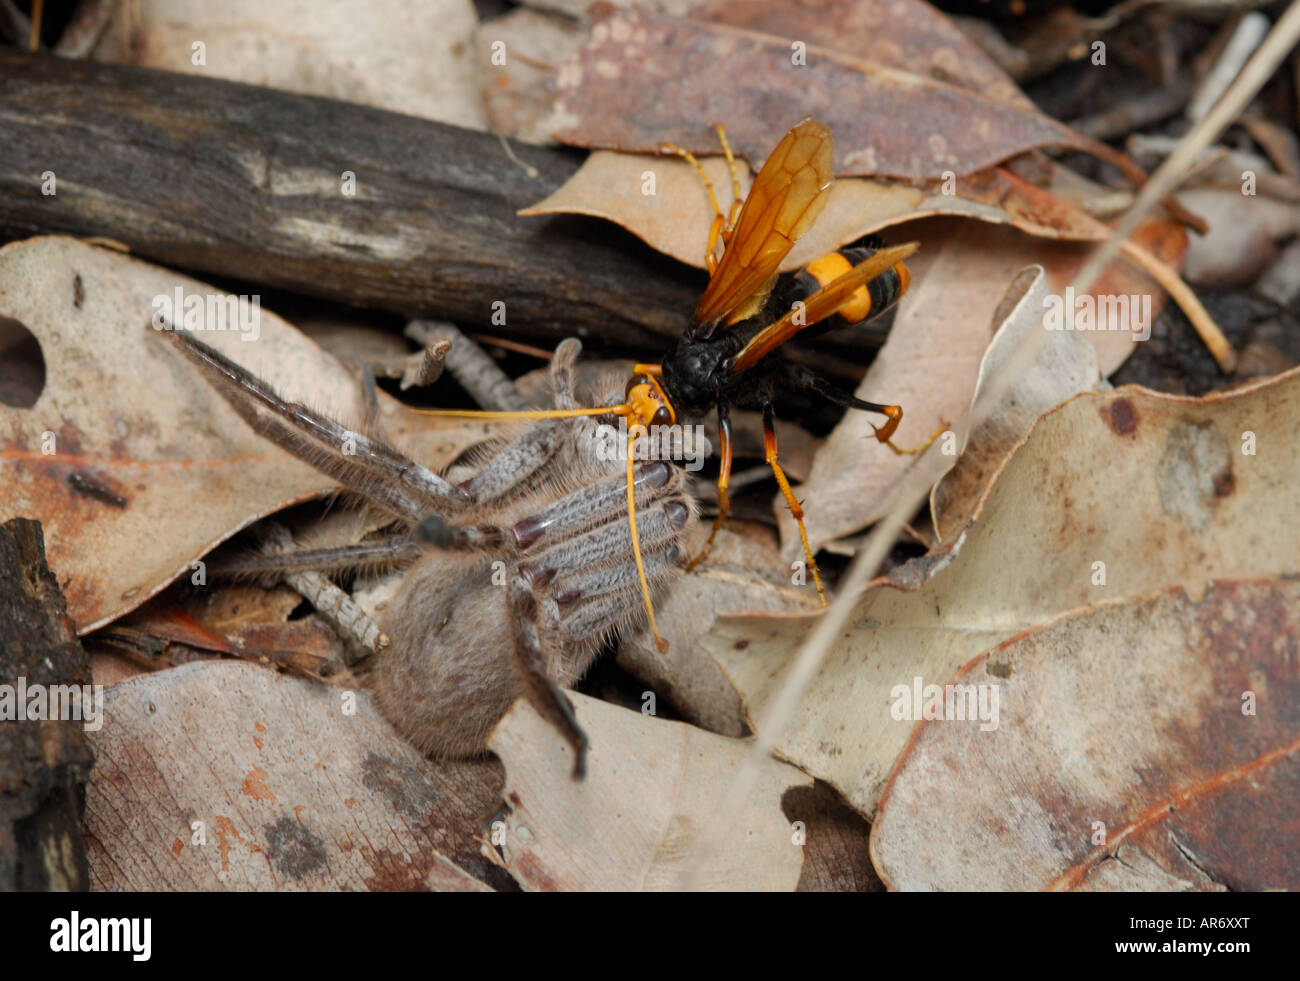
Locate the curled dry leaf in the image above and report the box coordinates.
[781,217,1186,559]
[617,526,820,738]
[85,660,505,890]
[92,0,487,129]
[521,153,1123,276]
[708,366,1300,818]
[929,265,1101,542]
[871,578,1300,891]
[547,8,1137,181]
[0,237,488,631]
[487,690,810,890]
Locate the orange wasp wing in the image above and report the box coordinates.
[730,242,920,373]
[692,118,834,335]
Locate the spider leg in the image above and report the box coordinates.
[549,337,582,411]
[211,535,421,578]
[158,328,467,519]
[461,418,571,502]
[458,338,602,502]
[549,533,686,648]
[508,572,589,778]
[511,462,678,550]
[519,497,690,586]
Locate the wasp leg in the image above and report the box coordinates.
[687,404,732,571]
[658,141,727,276]
[711,123,743,241]
[779,361,944,455]
[763,403,827,604]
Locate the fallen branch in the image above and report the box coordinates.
[0,48,697,351]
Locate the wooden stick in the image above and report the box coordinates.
[0,518,95,891]
[0,49,697,350]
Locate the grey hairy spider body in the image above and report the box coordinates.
[160,330,696,777]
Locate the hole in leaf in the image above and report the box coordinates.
[0,317,46,408]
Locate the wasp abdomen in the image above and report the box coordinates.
[778,242,910,327]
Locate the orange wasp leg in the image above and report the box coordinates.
[711,123,743,239]
[763,405,827,604]
[868,404,946,456]
[686,406,732,571]
[659,141,727,275]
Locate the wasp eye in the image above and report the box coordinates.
[651,405,672,427]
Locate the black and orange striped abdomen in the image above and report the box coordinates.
[776,239,910,328]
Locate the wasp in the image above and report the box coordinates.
[423,118,935,650]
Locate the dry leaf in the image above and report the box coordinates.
[872,578,1300,891]
[521,154,1122,275]
[547,8,1135,181]
[0,236,487,631]
[708,366,1300,818]
[487,690,810,890]
[929,265,1100,542]
[477,7,586,143]
[782,217,1185,559]
[92,0,487,129]
[695,0,1034,112]
[85,660,505,890]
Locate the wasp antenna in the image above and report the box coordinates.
[411,404,630,421]
[626,429,669,653]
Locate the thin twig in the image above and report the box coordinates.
[405,321,530,412]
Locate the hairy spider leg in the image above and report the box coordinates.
[416,366,679,654]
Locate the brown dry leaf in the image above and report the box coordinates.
[487,690,810,890]
[781,217,1185,559]
[477,7,586,143]
[617,526,820,737]
[0,236,487,632]
[94,590,346,682]
[929,265,1100,542]
[530,0,1030,115]
[871,578,1300,891]
[85,660,506,890]
[92,0,486,129]
[546,8,1136,182]
[521,154,1119,275]
[708,366,1300,818]
[695,0,1034,112]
